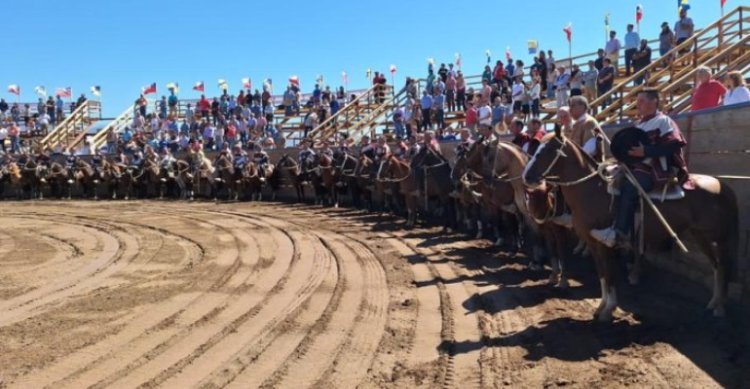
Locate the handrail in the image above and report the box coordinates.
[91,103,136,150]
[40,101,101,150]
[308,84,392,140]
[346,85,408,141]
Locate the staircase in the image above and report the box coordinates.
[306,84,393,141]
[39,100,102,151]
[90,104,137,151]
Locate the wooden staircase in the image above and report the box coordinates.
[89,104,137,151]
[306,84,393,141]
[39,100,101,151]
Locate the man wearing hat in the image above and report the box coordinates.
[160,148,176,170]
[359,135,375,159]
[232,144,248,169]
[373,136,391,162]
[252,142,270,180]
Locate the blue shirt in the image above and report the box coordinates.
[431,94,445,109]
[420,95,433,109]
[492,105,507,124]
[624,31,640,50]
[121,129,133,142]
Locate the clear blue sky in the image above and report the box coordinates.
[2,0,727,116]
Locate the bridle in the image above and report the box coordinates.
[536,136,599,187]
[377,157,412,183]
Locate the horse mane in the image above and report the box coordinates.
[540,133,601,169]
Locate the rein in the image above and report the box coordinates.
[539,137,599,187]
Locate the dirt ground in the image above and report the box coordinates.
[0,201,748,389]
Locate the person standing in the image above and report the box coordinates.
[420,90,433,131]
[583,60,599,102]
[597,58,616,108]
[633,39,652,86]
[674,8,695,48]
[659,22,676,62]
[605,31,622,76]
[691,66,726,111]
[554,66,571,108]
[624,24,640,76]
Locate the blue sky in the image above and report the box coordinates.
[1,0,727,116]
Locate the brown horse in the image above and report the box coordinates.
[241,162,264,201]
[74,159,97,199]
[274,154,305,202]
[377,154,419,227]
[214,155,237,201]
[99,159,122,200]
[317,153,339,207]
[47,162,73,199]
[174,159,194,200]
[523,128,739,320]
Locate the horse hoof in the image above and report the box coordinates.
[548,274,559,286]
[556,278,570,289]
[493,238,504,247]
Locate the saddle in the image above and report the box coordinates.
[605,165,685,203]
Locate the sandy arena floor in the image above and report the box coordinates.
[0,201,748,388]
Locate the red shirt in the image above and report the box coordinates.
[691,80,727,111]
[198,98,210,111]
[465,107,478,125]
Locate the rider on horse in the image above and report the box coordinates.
[36,147,52,168]
[298,139,316,168]
[233,144,249,169]
[454,128,474,159]
[91,148,105,175]
[159,148,176,170]
[591,88,690,248]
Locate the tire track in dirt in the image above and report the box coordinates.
[51,212,264,389]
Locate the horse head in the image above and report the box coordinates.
[523,126,587,188]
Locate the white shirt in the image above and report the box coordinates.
[511,83,525,103]
[478,106,492,125]
[605,38,621,55]
[0,128,7,140]
[723,86,750,106]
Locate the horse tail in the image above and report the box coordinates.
[719,180,740,283]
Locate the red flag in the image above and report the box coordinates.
[242,78,252,89]
[389,65,397,75]
[192,81,204,92]
[288,75,299,87]
[563,23,572,43]
[7,84,20,95]
[721,0,727,7]
[341,72,348,85]
[142,82,157,95]
[636,5,644,24]
[55,87,72,98]
[505,46,512,61]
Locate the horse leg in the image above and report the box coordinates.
[554,226,569,289]
[695,236,728,317]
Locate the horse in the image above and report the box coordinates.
[19,158,44,199]
[410,146,457,230]
[333,151,359,207]
[314,153,338,206]
[169,159,194,200]
[241,162,264,201]
[99,159,123,200]
[523,127,739,320]
[213,155,238,201]
[377,154,420,227]
[274,154,305,202]
[47,162,73,199]
[451,153,482,235]
[74,159,98,199]
[140,159,161,198]
[190,152,216,199]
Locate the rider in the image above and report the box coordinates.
[336,136,350,156]
[454,128,474,159]
[160,148,176,170]
[359,135,375,159]
[298,139,316,169]
[567,95,603,158]
[523,118,547,156]
[36,147,52,168]
[422,130,442,157]
[91,148,105,175]
[319,140,334,159]
[233,144,249,168]
[407,135,422,161]
[373,136,391,162]
[591,88,689,248]
[508,119,529,149]
[130,150,144,169]
[252,143,269,176]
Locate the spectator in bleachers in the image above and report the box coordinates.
[569,64,583,97]
[481,65,492,84]
[675,8,694,47]
[136,94,147,117]
[168,91,178,117]
[446,72,457,112]
[465,100,478,135]
[45,97,55,123]
[55,96,65,121]
[0,99,8,118]
[480,79,492,105]
[594,48,605,71]
[10,104,20,124]
[159,96,168,119]
[554,66,571,108]
[456,71,466,110]
[723,71,750,106]
[438,63,448,82]
[492,61,505,86]
[583,61,599,102]
[624,24,640,76]
[8,123,20,154]
[198,95,210,119]
[659,22,676,62]
[37,98,45,118]
[605,31,621,76]
[420,90,433,131]
[77,93,87,108]
[432,90,446,132]
[597,58,616,108]
[691,66,726,111]
[491,96,507,129]
[0,126,6,153]
[633,39,652,86]
[546,63,557,100]
[511,77,525,115]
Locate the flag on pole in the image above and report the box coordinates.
[90,86,101,97]
[485,49,491,64]
[7,84,20,96]
[315,74,324,85]
[605,13,611,34]
[366,68,372,80]
[142,83,157,95]
[218,79,229,91]
[242,77,252,89]
[35,85,47,97]
[527,40,538,55]
[427,57,435,66]
[563,23,573,42]
[341,71,348,85]
[166,82,180,94]
[389,64,397,75]
[193,81,205,92]
[55,87,72,98]
[678,0,690,12]
[454,53,462,68]
[263,79,272,92]
[288,75,299,87]
[721,0,727,8]
[505,46,512,61]
[636,5,644,25]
